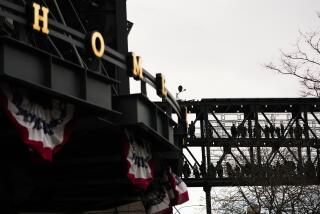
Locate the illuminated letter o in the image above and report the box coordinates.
[90,31,105,58]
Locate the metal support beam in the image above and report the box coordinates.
[254,108,261,165]
[141,81,147,96]
[208,122,220,138]
[52,0,86,68]
[204,107,211,175]
[298,147,303,164]
[217,152,227,165]
[115,0,129,95]
[266,150,276,165]
[248,119,254,164]
[284,117,294,138]
[204,186,212,214]
[261,111,273,128]
[211,111,231,138]
[303,110,311,160]
[287,147,299,162]
[301,115,317,139]
[230,151,243,168]
[277,150,287,162]
[185,147,201,167]
[236,147,250,164]
[182,153,193,168]
[311,112,320,127]
[200,117,206,177]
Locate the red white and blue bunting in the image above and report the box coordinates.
[122,129,154,191]
[0,81,189,211]
[142,182,173,214]
[142,168,189,214]
[168,168,189,206]
[0,83,75,161]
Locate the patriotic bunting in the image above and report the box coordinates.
[168,168,189,205]
[0,83,74,161]
[0,82,188,214]
[122,129,154,191]
[142,168,189,214]
[142,182,172,214]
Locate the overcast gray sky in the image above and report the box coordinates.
[127,1,320,213]
[127,0,320,101]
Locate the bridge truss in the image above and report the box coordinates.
[178,98,320,214]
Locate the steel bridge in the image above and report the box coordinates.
[176,98,320,214]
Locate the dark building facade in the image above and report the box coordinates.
[0,0,184,213]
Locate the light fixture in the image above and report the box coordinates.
[176,85,186,100]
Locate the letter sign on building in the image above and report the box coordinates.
[127,52,144,80]
[32,2,49,35]
[156,73,167,98]
[28,3,171,100]
[90,31,105,58]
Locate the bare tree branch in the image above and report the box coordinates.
[265,27,320,97]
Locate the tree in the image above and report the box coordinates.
[211,177,320,214]
[265,27,320,97]
[209,148,320,214]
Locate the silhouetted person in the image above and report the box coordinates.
[283,161,291,179]
[234,165,241,177]
[237,124,242,138]
[259,164,267,178]
[270,124,275,138]
[252,164,260,178]
[254,125,261,138]
[275,127,281,138]
[200,161,206,177]
[264,125,270,139]
[287,161,296,177]
[297,161,304,176]
[288,126,294,138]
[188,121,196,139]
[294,122,302,139]
[193,164,200,178]
[280,122,285,137]
[248,123,253,138]
[226,162,234,177]
[208,162,216,178]
[216,162,223,178]
[231,124,237,138]
[305,159,316,177]
[182,161,191,178]
[241,125,247,138]
[275,161,281,176]
[243,163,252,177]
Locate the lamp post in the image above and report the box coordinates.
[176,85,186,100]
